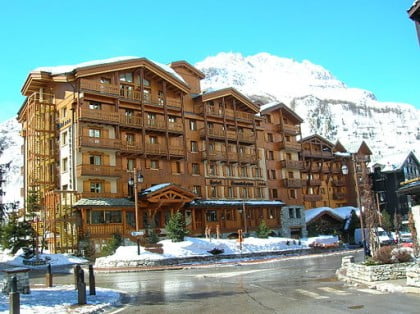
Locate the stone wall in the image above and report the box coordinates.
[280,206,307,238]
[407,264,420,287]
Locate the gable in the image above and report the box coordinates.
[201,88,259,113]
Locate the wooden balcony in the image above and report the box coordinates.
[302,150,333,159]
[77,164,121,177]
[332,179,345,187]
[201,151,227,161]
[119,115,143,128]
[333,192,346,200]
[202,128,226,139]
[238,153,257,164]
[236,111,254,122]
[167,121,183,133]
[308,179,322,186]
[166,98,182,110]
[227,152,238,161]
[79,192,124,198]
[145,119,166,131]
[280,160,304,169]
[80,79,120,96]
[303,194,322,202]
[276,141,302,152]
[145,143,167,155]
[205,107,224,117]
[321,165,330,173]
[168,147,185,157]
[84,224,125,237]
[278,124,299,135]
[224,108,235,119]
[120,142,143,154]
[79,136,120,150]
[282,178,303,188]
[238,132,256,143]
[79,108,120,124]
[27,92,55,104]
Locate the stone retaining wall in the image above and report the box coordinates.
[407,264,420,287]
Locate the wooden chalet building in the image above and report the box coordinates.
[408,0,420,44]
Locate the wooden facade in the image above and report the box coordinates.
[18,57,371,253]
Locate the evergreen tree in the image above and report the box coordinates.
[0,212,36,254]
[256,220,271,238]
[381,210,393,232]
[100,233,122,256]
[165,211,188,242]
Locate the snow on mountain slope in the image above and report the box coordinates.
[0,117,23,206]
[196,52,420,160]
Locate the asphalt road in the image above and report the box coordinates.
[31,252,420,313]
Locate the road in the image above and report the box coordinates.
[32,252,419,313]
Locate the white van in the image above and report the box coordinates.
[354,227,393,246]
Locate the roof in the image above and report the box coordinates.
[140,183,172,196]
[74,198,134,207]
[170,60,205,79]
[260,102,304,123]
[305,206,358,224]
[397,178,420,195]
[199,87,259,113]
[371,151,419,173]
[300,134,334,147]
[188,200,285,207]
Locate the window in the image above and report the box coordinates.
[209,163,216,176]
[271,170,276,179]
[100,77,111,84]
[89,102,101,110]
[90,182,102,193]
[296,208,301,219]
[286,153,292,160]
[267,133,273,142]
[192,185,202,196]
[225,165,232,176]
[62,158,68,172]
[125,109,134,117]
[189,119,197,131]
[289,189,297,199]
[126,133,135,145]
[127,159,135,170]
[268,151,274,160]
[266,115,271,123]
[210,186,217,197]
[89,210,122,224]
[61,131,68,146]
[207,122,214,129]
[147,112,156,120]
[208,143,215,152]
[119,72,133,82]
[149,136,158,144]
[191,141,198,152]
[272,189,278,199]
[150,160,159,169]
[255,187,262,198]
[89,155,101,165]
[168,116,176,123]
[88,129,101,138]
[206,210,217,222]
[143,78,151,87]
[173,161,181,174]
[288,171,294,179]
[61,107,67,117]
[240,167,247,177]
[158,90,164,105]
[289,208,295,219]
[192,163,200,175]
[285,135,291,142]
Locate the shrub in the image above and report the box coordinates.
[372,245,394,264]
[101,233,122,257]
[166,211,188,242]
[255,220,271,238]
[392,247,414,263]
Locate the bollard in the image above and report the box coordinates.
[88,264,96,296]
[9,276,20,314]
[46,263,53,287]
[77,281,87,305]
[74,265,81,290]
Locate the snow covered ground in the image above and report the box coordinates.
[0,235,339,313]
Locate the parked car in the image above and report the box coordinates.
[354,227,394,247]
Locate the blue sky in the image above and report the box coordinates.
[0,0,418,122]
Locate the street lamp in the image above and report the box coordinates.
[128,168,144,255]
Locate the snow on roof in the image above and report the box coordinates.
[140,183,171,195]
[259,101,280,112]
[372,151,413,172]
[31,56,187,85]
[74,198,134,207]
[334,152,351,157]
[305,206,357,223]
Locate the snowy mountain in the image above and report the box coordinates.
[195,52,420,160]
[0,117,23,206]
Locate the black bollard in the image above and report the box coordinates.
[9,276,20,314]
[88,265,96,296]
[74,265,81,290]
[77,281,87,305]
[46,263,53,287]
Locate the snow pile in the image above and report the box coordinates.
[95,235,339,267]
[0,285,121,314]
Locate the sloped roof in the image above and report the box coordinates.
[372,151,419,173]
[199,87,259,113]
[74,198,134,207]
[305,206,358,224]
[300,134,334,147]
[260,102,304,123]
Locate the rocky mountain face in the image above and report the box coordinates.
[195,52,420,159]
[1,52,419,207]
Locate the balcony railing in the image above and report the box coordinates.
[27,92,55,104]
[84,224,125,236]
[80,79,120,96]
[79,192,124,198]
[167,121,183,133]
[279,124,299,135]
[77,164,121,177]
[302,150,333,159]
[145,119,166,131]
[79,108,120,124]
[308,179,322,186]
[201,151,227,161]
[238,132,256,143]
[276,141,302,152]
[202,128,226,139]
[79,136,120,149]
[282,178,303,188]
[120,142,143,154]
[280,160,304,169]
[332,179,345,187]
[168,147,184,157]
[119,115,143,128]
[145,143,167,155]
[304,194,322,202]
[238,153,257,164]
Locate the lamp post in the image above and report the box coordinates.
[342,159,367,258]
[128,168,144,255]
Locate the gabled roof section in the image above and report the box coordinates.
[300,134,334,147]
[372,151,419,173]
[334,140,347,153]
[170,60,205,79]
[305,207,345,224]
[260,102,303,123]
[200,87,259,113]
[357,141,372,156]
[140,183,195,203]
[22,56,191,95]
